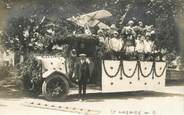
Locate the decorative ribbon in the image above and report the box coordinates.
[121,60,138,78]
[103,60,167,80]
[102,60,121,78]
[154,62,167,77]
[138,61,154,78]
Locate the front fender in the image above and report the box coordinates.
[42,70,72,86]
[42,70,67,79]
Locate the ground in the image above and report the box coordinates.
[0,79,184,115]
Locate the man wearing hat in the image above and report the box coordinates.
[76,53,90,100]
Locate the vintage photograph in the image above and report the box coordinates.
[0,0,184,115]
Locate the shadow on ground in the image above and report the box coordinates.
[0,80,183,101]
[56,90,184,102]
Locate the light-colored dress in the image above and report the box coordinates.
[144,40,154,53]
[135,39,144,53]
[108,38,123,52]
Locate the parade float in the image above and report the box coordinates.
[20,10,167,100]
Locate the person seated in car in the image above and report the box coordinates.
[96,29,106,58]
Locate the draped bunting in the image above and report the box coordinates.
[122,61,138,78]
[102,60,166,79]
[102,60,166,92]
[154,62,167,77]
[102,60,121,78]
[139,61,154,78]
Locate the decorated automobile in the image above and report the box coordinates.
[25,34,167,101]
[18,10,167,101]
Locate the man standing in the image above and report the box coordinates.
[76,54,90,100]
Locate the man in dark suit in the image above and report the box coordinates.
[76,53,90,100]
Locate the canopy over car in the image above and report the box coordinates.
[56,34,98,44]
[55,34,99,57]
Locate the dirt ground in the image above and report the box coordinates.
[0,79,184,115]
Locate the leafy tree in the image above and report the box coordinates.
[146,0,183,54]
[2,22,78,60]
[2,16,62,59]
[1,0,184,57]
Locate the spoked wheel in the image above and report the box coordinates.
[42,74,69,101]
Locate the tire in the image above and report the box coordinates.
[42,73,69,101]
